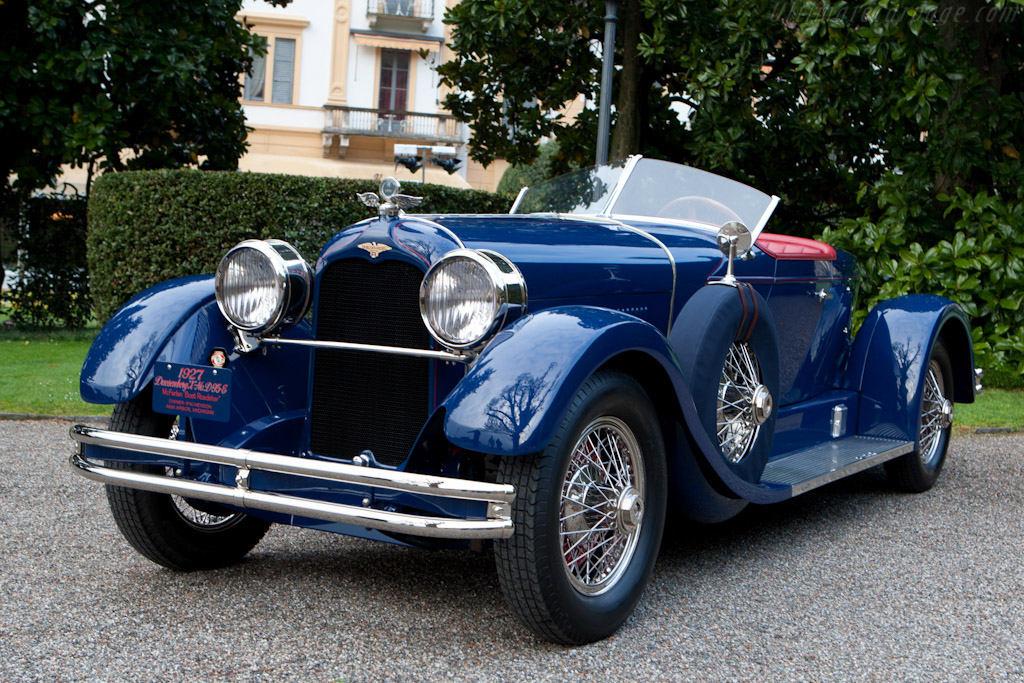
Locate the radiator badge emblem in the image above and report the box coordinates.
[358,242,392,259]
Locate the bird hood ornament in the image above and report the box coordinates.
[357,176,422,218]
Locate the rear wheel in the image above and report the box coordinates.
[495,371,666,644]
[885,340,954,492]
[105,389,270,570]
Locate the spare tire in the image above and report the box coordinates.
[672,283,780,485]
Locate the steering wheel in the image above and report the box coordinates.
[656,196,743,225]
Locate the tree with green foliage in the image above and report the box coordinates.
[440,0,1024,379]
[0,0,284,201]
[1,0,290,327]
[496,140,569,195]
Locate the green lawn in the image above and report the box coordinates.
[956,388,1023,432]
[0,324,1020,431]
[0,328,112,417]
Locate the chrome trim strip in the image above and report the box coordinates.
[70,453,511,539]
[605,213,720,232]
[510,186,528,214]
[608,221,677,336]
[751,195,781,244]
[261,337,473,363]
[70,425,513,503]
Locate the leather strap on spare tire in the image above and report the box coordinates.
[670,283,781,485]
[734,281,760,343]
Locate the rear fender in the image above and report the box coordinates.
[80,276,312,433]
[843,294,975,444]
[441,306,685,456]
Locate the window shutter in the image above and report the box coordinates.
[271,38,296,104]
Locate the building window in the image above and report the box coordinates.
[377,49,411,133]
[237,12,308,106]
[378,49,410,112]
[244,36,297,104]
[366,0,435,30]
[270,38,296,104]
[385,0,415,15]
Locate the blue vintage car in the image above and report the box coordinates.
[70,157,979,644]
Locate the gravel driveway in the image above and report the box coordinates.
[1,419,1021,682]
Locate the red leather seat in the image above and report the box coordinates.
[755,232,836,261]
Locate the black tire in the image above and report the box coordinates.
[104,389,271,570]
[672,284,780,485]
[494,371,667,644]
[885,339,954,492]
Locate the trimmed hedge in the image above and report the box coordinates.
[88,170,513,321]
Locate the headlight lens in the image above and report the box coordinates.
[420,249,526,349]
[215,239,312,334]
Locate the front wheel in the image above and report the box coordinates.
[885,339,955,492]
[495,371,667,644]
[104,389,271,570]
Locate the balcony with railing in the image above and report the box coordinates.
[323,106,464,146]
[366,0,435,32]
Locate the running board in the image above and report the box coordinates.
[760,436,915,497]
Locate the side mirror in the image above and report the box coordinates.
[714,221,751,287]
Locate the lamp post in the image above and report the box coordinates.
[595,0,618,166]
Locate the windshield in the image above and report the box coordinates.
[513,157,777,231]
[513,158,629,215]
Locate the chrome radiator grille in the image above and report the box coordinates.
[309,258,431,467]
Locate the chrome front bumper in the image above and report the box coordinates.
[69,425,514,540]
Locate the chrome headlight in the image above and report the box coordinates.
[215,239,312,334]
[419,249,527,350]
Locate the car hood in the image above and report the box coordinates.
[432,215,675,301]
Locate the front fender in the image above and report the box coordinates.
[441,306,684,456]
[80,277,313,434]
[843,294,975,444]
[81,276,222,404]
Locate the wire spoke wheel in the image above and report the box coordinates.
[495,371,666,644]
[162,420,241,531]
[716,341,768,464]
[918,358,952,466]
[559,417,645,596]
[166,487,240,530]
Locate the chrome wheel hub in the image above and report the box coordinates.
[616,487,643,534]
[751,384,773,426]
[717,342,768,463]
[939,398,953,429]
[559,417,645,596]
